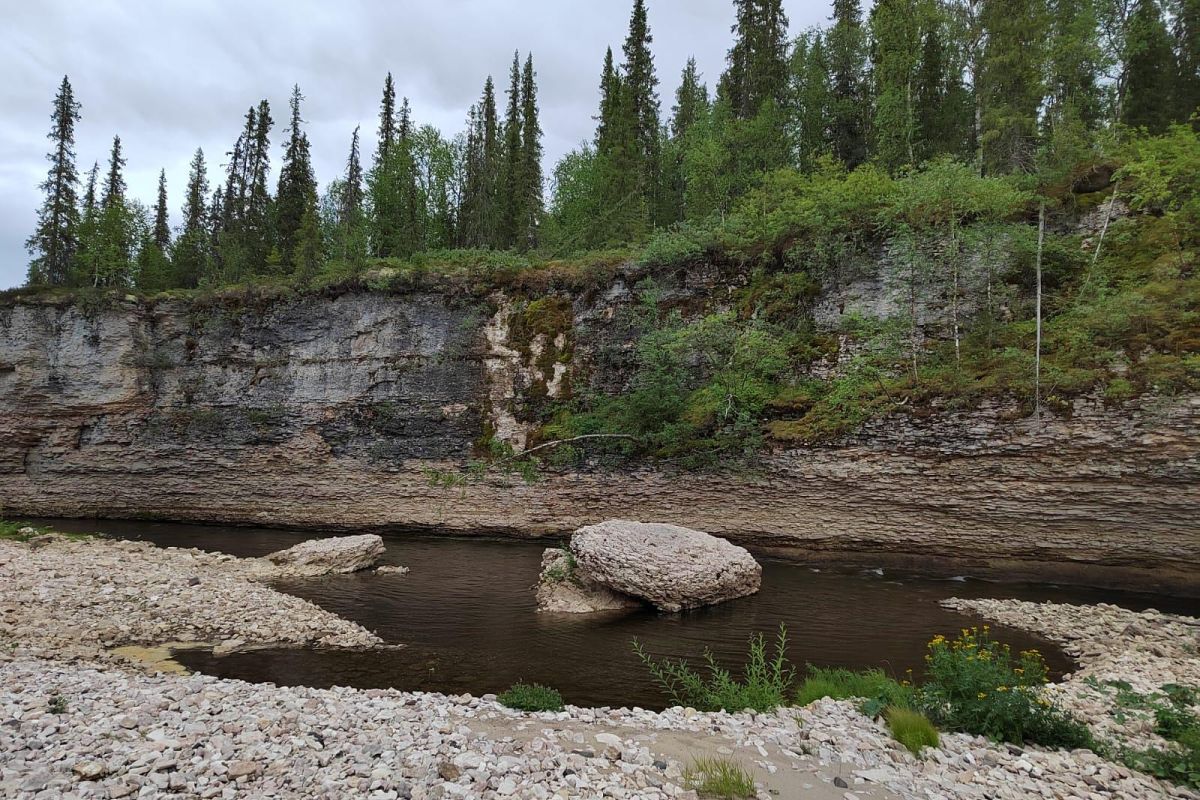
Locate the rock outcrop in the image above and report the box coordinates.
[265,534,385,576]
[568,520,762,612]
[534,548,642,614]
[1,283,1197,593]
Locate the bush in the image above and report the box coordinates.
[886,707,939,755]
[919,627,1093,750]
[497,682,565,713]
[795,666,913,717]
[682,756,756,799]
[634,625,795,712]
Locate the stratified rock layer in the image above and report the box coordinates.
[0,289,1197,593]
[266,534,385,576]
[570,520,762,612]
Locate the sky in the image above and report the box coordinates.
[1,0,840,290]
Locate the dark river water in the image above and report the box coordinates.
[40,518,1200,709]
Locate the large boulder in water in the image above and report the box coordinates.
[266,534,385,576]
[569,520,761,612]
[535,548,642,614]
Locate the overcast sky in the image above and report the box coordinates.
[1,0,841,290]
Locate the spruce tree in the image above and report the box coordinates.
[73,162,100,286]
[870,0,930,171]
[594,48,645,243]
[369,74,400,257]
[791,32,833,170]
[621,0,661,221]
[829,0,870,168]
[663,58,711,223]
[497,52,524,248]
[1123,0,1176,132]
[276,85,319,269]
[519,54,544,250]
[1178,0,1200,126]
[152,169,171,252]
[1046,0,1104,130]
[172,148,210,288]
[671,58,710,139]
[913,8,973,161]
[92,135,133,287]
[720,0,791,118]
[26,76,81,286]
[335,126,367,264]
[979,0,1049,173]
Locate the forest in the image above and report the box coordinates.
[18,0,1200,453]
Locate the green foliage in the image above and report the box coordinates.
[885,706,940,755]
[498,682,565,713]
[0,520,92,543]
[919,627,1094,749]
[1097,681,1200,790]
[48,693,68,714]
[633,625,795,713]
[795,666,914,717]
[682,756,757,799]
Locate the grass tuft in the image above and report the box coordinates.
[683,756,756,799]
[885,706,939,755]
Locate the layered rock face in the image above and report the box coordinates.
[1,284,1197,594]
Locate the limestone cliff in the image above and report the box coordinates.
[1,276,1197,594]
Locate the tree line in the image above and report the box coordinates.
[24,0,1200,291]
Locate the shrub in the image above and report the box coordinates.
[919,627,1094,750]
[885,707,939,755]
[497,682,565,713]
[634,625,795,712]
[682,756,756,799]
[795,666,913,717]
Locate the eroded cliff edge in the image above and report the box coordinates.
[1,275,1197,594]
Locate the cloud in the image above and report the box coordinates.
[1,0,832,289]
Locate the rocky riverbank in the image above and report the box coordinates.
[0,532,380,665]
[1,533,1197,799]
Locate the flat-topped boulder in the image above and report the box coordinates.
[535,548,642,614]
[568,520,761,613]
[266,534,385,576]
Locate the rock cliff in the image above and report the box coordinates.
[1,274,1197,594]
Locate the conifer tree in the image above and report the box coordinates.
[497,52,524,248]
[152,169,171,252]
[914,8,973,161]
[26,76,82,286]
[459,77,501,247]
[369,74,400,258]
[1178,0,1200,126]
[172,148,210,288]
[73,162,100,286]
[671,58,710,140]
[621,0,661,222]
[1123,0,1176,132]
[792,31,834,170]
[92,135,134,286]
[720,0,791,118]
[979,0,1049,173]
[519,54,544,249]
[594,48,646,243]
[335,126,367,264]
[1046,0,1104,130]
[829,0,870,167]
[276,85,319,270]
[870,0,930,172]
